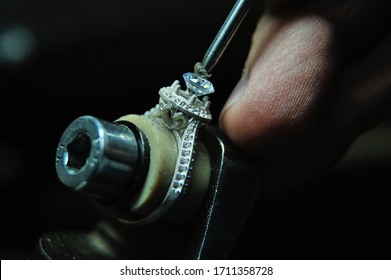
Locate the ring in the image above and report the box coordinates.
[122,72,215,225]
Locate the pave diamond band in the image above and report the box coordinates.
[124,73,214,225]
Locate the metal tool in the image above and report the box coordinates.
[54,0,256,219]
[55,116,149,200]
[196,0,254,77]
[34,0,260,259]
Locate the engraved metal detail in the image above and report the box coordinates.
[124,73,214,225]
[170,119,199,195]
[159,80,212,122]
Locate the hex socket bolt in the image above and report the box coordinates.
[55,115,144,200]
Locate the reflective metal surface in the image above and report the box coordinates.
[55,115,147,200]
[199,0,254,76]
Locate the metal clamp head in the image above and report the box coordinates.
[55,116,143,200]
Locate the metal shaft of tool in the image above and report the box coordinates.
[201,0,254,75]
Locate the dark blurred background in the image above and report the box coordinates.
[0,0,390,259]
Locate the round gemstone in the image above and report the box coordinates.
[183,72,215,96]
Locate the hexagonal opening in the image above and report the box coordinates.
[65,132,91,171]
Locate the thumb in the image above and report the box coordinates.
[219,11,335,156]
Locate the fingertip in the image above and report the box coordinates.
[219,13,335,156]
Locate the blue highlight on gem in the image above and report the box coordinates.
[183,73,215,96]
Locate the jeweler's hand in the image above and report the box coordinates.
[219,0,391,190]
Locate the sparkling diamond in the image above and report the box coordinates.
[180,158,190,164]
[183,72,215,96]
[178,165,188,172]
